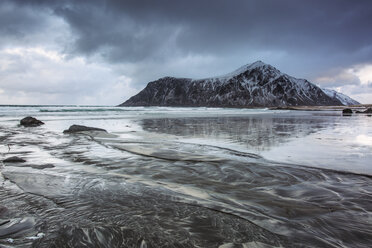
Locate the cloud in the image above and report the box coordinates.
[313,63,372,103]
[0,47,137,105]
[1,0,372,104]
[314,68,361,88]
[314,63,372,88]
[8,0,372,67]
[0,1,69,50]
[59,1,372,62]
[351,64,372,86]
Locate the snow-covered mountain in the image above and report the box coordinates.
[321,88,360,106]
[119,61,356,107]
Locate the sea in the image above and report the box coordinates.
[0,105,371,247]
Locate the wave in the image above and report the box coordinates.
[39,108,131,112]
[0,104,104,108]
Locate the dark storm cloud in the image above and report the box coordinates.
[1,0,372,104]
[0,1,48,45]
[5,0,372,67]
[53,4,178,63]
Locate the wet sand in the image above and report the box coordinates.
[1,106,372,247]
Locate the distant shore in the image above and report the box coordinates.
[270,104,372,111]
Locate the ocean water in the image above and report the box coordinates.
[0,105,371,247]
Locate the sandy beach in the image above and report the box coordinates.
[0,106,371,247]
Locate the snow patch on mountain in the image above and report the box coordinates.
[322,88,360,105]
[198,60,281,82]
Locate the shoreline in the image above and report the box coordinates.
[270,104,372,111]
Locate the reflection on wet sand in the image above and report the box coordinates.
[141,115,332,151]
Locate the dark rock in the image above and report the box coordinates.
[30,164,55,169]
[342,108,353,115]
[3,156,26,163]
[63,125,107,133]
[270,107,297,110]
[356,108,372,114]
[20,116,44,127]
[0,206,7,216]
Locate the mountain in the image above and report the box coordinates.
[321,88,360,106]
[119,61,357,107]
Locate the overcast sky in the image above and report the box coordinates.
[0,0,372,105]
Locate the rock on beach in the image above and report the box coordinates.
[342,108,353,115]
[3,156,26,163]
[356,108,372,114]
[20,117,44,127]
[63,125,107,133]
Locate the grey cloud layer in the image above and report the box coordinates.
[6,0,372,65]
[1,0,372,100]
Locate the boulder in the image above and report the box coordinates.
[63,125,107,133]
[30,164,55,169]
[20,117,44,127]
[0,206,7,215]
[342,108,353,115]
[3,156,26,163]
[270,107,297,110]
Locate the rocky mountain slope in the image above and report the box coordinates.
[321,88,359,106]
[119,61,359,107]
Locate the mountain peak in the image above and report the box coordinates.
[249,60,266,67]
[244,60,278,71]
[214,60,280,80]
